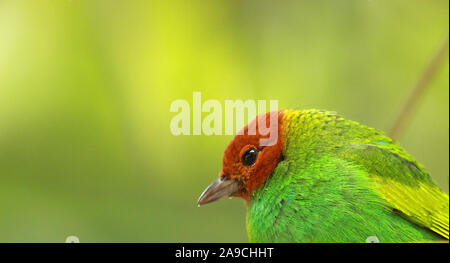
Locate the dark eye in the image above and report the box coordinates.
[241,148,259,166]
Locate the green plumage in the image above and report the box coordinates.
[246,109,449,242]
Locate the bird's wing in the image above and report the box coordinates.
[339,143,449,239]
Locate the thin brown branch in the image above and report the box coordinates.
[389,32,449,139]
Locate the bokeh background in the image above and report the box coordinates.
[0,0,448,242]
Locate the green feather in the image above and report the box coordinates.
[246,109,448,242]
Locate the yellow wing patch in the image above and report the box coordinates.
[371,172,449,239]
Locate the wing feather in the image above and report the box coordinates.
[339,143,449,239]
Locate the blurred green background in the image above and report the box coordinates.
[0,0,448,242]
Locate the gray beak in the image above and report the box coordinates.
[197,177,240,206]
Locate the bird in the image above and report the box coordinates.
[197,109,449,243]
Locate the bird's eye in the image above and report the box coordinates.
[241,148,259,166]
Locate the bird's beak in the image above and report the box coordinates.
[197,177,240,206]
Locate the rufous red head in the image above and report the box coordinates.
[197,111,284,206]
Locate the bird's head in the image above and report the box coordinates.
[197,111,284,206]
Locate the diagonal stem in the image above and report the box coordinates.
[389,32,449,140]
